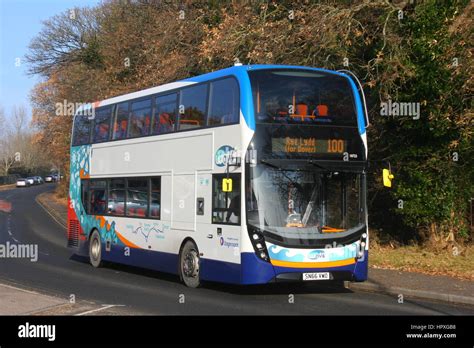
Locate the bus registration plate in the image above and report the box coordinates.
[303,272,330,281]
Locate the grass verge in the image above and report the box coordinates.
[370,244,474,281]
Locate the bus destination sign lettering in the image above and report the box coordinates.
[272,137,346,154]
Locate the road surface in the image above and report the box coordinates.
[0,184,473,315]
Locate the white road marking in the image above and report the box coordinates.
[6,215,20,243]
[75,304,126,316]
[5,212,48,255]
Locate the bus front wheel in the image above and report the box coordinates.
[179,240,201,288]
[89,230,103,268]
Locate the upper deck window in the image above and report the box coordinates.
[112,102,129,140]
[249,69,357,127]
[93,107,112,143]
[152,93,177,135]
[178,84,208,130]
[72,114,92,146]
[208,78,239,126]
[130,98,152,138]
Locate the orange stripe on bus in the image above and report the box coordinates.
[99,216,106,229]
[271,258,356,269]
[116,231,141,249]
[322,228,346,233]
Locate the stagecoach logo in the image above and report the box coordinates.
[308,250,326,260]
[215,145,235,167]
[219,236,239,248]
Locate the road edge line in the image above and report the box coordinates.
[0,282,41,295]
[345,281,474,306]
[35,193,67,230]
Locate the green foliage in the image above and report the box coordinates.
[369,1,473,241]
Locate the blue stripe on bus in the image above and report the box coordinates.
[101,243,242,284]
[102,242,243,284]
[182,65,366,134]
[241,252,277,284]
[343,74,367,136]
[103,245,179,275]
[200,258,241,284]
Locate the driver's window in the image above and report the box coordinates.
[212,174,240,225]
[89,180,107,215]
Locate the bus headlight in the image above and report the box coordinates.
[248,228,270,262]
[357,232,368,260]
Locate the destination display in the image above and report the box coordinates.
[272,137,347,154]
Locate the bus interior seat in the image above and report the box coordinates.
[118,120,127,138]
[316,104,328,116]
[296,103,308,116]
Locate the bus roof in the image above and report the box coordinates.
[74,64,365,135]
[75,64,348,113]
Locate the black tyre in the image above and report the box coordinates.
[179,240,201,288]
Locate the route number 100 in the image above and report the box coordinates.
[327,139,344,153]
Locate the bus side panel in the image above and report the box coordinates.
[200,258,241,284]
[102,244,179,275]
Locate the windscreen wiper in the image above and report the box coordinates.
[261,159,309,172]
[302,185,319,227]
[307,160,329,170]
[259,159,303,190]
[260,159,282,170]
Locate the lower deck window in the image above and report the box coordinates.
[89,180,107,215]
[126,178,148,217]
[108,179,125,215]
[81,177,161,219]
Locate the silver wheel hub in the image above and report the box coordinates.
[91,238,100,260]
[183,250,199,278]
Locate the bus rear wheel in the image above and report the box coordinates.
[179,240,201,288]
[89,230,103,268]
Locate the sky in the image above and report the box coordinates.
[0,0,100,120]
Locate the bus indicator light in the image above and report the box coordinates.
[383,168,395,188]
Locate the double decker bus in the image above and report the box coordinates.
[68,64,369,287]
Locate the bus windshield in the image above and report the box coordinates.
[249,69,357,126]
[246,165,365,241]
